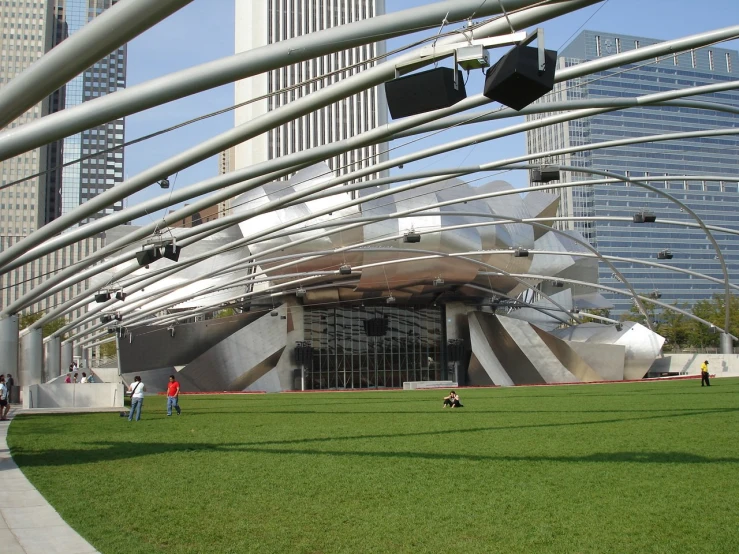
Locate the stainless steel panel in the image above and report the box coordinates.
[468,312,515,386]
[530,326,605,382]
[497,315,578,383]
[565,341,625,381]
[180,308,288,390]
[119,312,257,372]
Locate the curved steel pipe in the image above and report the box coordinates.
[7,78,737,277]
[1,10,732,273]
[0,0,567,270]
[0,0,195,129]
[0,0,559,159]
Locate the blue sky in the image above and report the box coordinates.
[123,0,739,224]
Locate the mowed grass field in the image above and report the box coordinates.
[8,378,739,554]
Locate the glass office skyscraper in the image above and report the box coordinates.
[55,0,126,224]
[526,31,739,315]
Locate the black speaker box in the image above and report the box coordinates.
[95,292,111,303]
[164,244,180,262]
[136,247,163,267]
[385,67,466,119]
[363,317,388,337]
[294,345,314,366]
[483,45,557,110]
[447,342,467,363]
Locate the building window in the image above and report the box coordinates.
[595,35,601,57]
[709,50,714,70]
[727,53,733,73]
[615,37,621,53]
[634,40,639,49]
[691,49,696,68]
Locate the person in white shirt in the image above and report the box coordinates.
[80,372,88,384]
[128,376,145,421]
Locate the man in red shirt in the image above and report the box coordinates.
[166,375,181,416]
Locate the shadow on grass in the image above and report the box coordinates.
[11,407,739,468]
[177,407,739,416]
[11,441,739,467]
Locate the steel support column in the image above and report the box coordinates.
[61,341,73,373]
[721,333,734,355]
[74,344,84,369]
[44,336,62,382]
[0,315,18,380]
[19,328,43,387]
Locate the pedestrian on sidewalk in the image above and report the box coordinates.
[5,374,14,404]
[0,376,9,420]
[128,376,145,421]
[166,375,181,416]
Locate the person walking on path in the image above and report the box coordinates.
[128,376,145,421]
[0,376,9,421]
[5,374,14,404]
[700,360,711,387]
[166,375,181,416]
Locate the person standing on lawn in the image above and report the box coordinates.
[700,360,711,387]
[128,376,145,421]
[166,375,182,416]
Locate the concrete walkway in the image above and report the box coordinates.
[0,408,100,554]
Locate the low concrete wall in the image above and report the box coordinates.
[403,381,457,390]
[91,367,120,383]
[23,382,124,409]
[649,354,739,377]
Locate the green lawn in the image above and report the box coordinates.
[8,379,739,554]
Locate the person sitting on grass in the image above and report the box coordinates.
[443,390,463,408]
[450,391,463,408]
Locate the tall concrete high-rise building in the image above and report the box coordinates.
[526,31,739,314]
[0,1,54,236]
[233,1,387,189]
[0,1,126,229]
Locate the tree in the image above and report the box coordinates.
[99,340,117,359]
[581,308,611,324]
[42,317,67,338]
[18,311,68,338]
[687,294,739,348]
[655,303,691,350]
[619,301,657,326]
[213,308,236,319]
[19,312,43,329]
